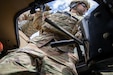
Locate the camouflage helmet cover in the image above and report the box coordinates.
[69,0,90,9]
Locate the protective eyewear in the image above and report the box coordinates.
[70,1,87,9]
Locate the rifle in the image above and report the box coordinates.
[44,18,84,62]
[44,18,83,47]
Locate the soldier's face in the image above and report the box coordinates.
[70,3,88,16]
[76,4,88,16]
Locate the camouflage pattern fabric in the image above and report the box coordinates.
[31,12,82,75]
[41,12,78,37]
[0,43,45,75]
[20,20,38,38]
[41,12,83,39]
[18,11,43,38]
[0,43,78,75]
[0,12,83,75]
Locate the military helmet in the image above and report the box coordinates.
[69,0,90,9]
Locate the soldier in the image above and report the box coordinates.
[18,4,51,38]
[0,0,89,75]
[68,0,90,39]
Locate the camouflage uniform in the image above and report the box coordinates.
[0,12,83,75]
[18,12,38,38]
[20,20,38,38]
[18,4,51,38]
